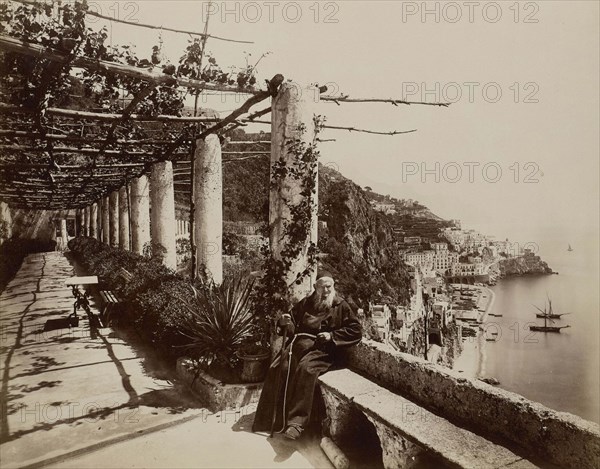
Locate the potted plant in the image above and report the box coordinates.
[237,336,271,383]
[175,274,256,383]
[237,306,274,382]
[238,260,292,383]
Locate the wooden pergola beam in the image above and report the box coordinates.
[174,151,270,158]
[3,189,127,196]
[220,106,273,135]
[320,95,451,107]
[158,75,280,164]
[3,168,142,178]
[0,143,187,158]
[0,102,219,123]
[0,35,261,96]
[194,79,277,139]
[1,191,102,197]
[1,187,119,195]
[0,199,88,204]
[0,180,134,187]
[1,193,118,199]
[0,162,145,169]
[0,129,183,146]
[2,196,101,200]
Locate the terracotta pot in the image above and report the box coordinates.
[238,349,271,383]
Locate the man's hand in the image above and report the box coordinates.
[315,332,332,346]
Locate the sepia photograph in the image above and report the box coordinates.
[0,1,598,468]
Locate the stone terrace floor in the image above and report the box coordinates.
[0,252,332,468]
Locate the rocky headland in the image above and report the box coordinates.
[498,252,554,277]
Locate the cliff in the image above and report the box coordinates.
[318,166,411,307]
[499,253,554,277]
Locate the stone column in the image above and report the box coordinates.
[130,174,151,255]
[102,196,110,245]
[90,203,98,239]
[194,134,223,284]
[60,218,68,251]
[109,191,119,247]
[83,206,90,236]
[150,161,177,269]
[118,186,130,250]
[76,208,84,236]
[269,82,319,303]
[0,201,12,245]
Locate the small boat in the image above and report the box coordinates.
[535,313,571,319]
[533,297,571,319]
[479,377,500,385]
[530,325,571,333]
[568,244,573,252]
[531,297,571,332]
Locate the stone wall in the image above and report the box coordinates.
[347,340,600,469]
[8,208,75,242]
[176,358,262,412]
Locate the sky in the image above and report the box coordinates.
[90,0,599,249]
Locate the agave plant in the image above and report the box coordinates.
[176,275,256,368]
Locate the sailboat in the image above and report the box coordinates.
[568,244,573,252]
[533,296,571,319]
[530,297,571,332]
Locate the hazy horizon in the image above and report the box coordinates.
[88,1,598,248]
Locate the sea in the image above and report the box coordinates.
[475,232,600,424]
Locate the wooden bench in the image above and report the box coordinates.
[117,267,134,283]
[99,290,121,325]
[99,268,132,326]
[318,369,538,469]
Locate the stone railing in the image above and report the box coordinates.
[223,221,262,235]
[346,340,600,469]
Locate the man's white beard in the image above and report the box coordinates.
[316,289,335,310]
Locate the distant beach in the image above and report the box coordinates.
[464,238,600,424]
[452,286,495,378]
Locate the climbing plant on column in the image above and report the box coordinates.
[251,115,325,349]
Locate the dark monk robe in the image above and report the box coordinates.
[251,292,362,434]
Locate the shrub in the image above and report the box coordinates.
[222,232,244,256]
[68,237,191,359]
[176,237,191,262]
[67,238,261,374]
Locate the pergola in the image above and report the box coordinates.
[0,0,446,300]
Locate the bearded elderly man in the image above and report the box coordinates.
[252,270,362,440]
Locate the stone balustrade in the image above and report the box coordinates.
[343,340,600,469]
